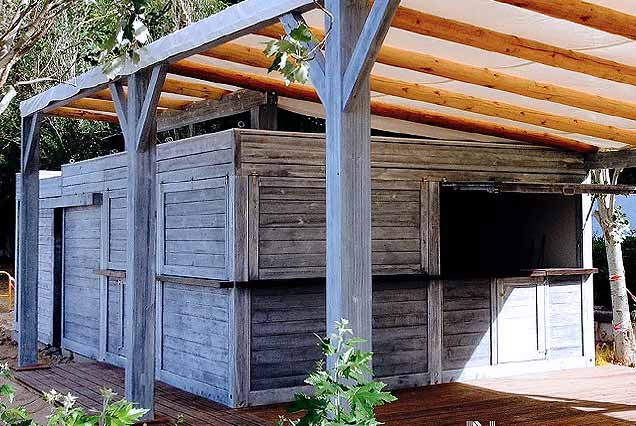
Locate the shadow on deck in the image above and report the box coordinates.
[14,362,636,425]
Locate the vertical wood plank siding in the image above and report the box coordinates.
[62,205,101,358]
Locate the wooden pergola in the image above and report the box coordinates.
[17,0,636,419]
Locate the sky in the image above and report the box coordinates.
[592,196,636,235]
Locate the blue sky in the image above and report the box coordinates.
[592,196,636,235]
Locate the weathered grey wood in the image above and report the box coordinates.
[39,193,102,209]
[250,92,278,130]
[279,13,326,102]
[228,287,250,407]
[21,0,318,117]
[342,0,400,110]
[427,182,442,384]
[579,188,595,365]
[237,131,587,183]
[443,181,636,195]
[585,149,636,170]
[157,283,231,405]
[120,66,166,419]
[247,176,260,280]
[157,90,270,132]
[18,113,43,367]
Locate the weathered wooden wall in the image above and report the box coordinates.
[62,205,101,358]
[250,278,429,396]
[16,129,593,408]
[157,283,231,404]
[237,130,587,183]
[256,179,422,280]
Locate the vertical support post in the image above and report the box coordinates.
[250,92,278,130]
[18,113,43,367]
[325,0,372,354]
[426,181,442,384]
[110,65,166,419]
[579,186,595,366]
[126,70,157,417]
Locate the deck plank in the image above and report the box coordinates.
[14,362,636,425]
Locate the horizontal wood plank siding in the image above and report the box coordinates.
[250,278,428,391]
[442,279,491,370]
[257,179,422,279]
[106,276,126,358]
[238,130,586,183]
[159,282,231,402]
[548,277,584,359]
[62,205,101,357]
[38,208,54,344]
[108,196,127,269]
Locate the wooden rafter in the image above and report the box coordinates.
[494,0,636,40]
[202,43,634,145]
[256,24,636,120]
[169,59,597,153]
[92,88,193,110]
[47,107,119,123]
[389,5,636,86]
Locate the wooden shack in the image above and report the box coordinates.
[17,129,598,407]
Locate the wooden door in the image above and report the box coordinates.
[496,278,546,363]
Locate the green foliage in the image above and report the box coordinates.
[277,319,396,426]
[84,0,234,77]
[0,363,146,426]
[263,23,318,85]
[593,232,636,309]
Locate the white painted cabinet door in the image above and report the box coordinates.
[496,278,546,363]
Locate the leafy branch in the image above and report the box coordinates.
[263,0,332,85]
[277,319,397,426]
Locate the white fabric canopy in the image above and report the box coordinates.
[24,0,636,150]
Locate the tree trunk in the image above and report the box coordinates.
[605,237,636,366]
[594,167,636,366]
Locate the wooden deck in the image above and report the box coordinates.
[14,362,636,425]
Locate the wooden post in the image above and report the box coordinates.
[17,113,43,367]
[250,92,278,130]
[110,65,166,419]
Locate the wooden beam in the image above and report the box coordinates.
[324,0,373,359]
[390,5,636,86]
[17,112,43,367]
[157,89,272,132]
[369,74,636,145]
[93,87,193,110]
[279,13,327,102]
[135,66,168,147]
[201,44,624,145]
[257,23,636,120]
[585,149,636,169]
[162,77,230,99]
[494,0,636,40]
[342,0,400,110]
[46,107,119,124]
[169,60,597,152]
[20,0,319,117]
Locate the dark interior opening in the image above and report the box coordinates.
[440,189,579,276]
[52,208,63,348]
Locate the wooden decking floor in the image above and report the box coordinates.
[14,362,636,425]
